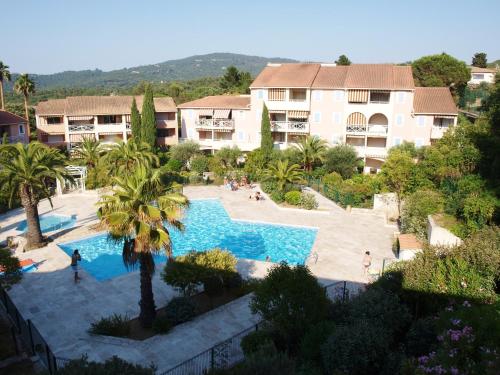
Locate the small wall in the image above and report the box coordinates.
[373,192,399,220]
[427,215,462,247]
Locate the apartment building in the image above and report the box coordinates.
[178,95,255,151]
[180,63,458,173]
[468,66,497,85]
[35,95,178,149]
[0,110,29,144]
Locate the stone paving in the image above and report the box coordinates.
[0,186,397,372]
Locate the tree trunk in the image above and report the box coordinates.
[23,95,31,139]
[20,186,44,249]
[0,82,4,110]
[138,253,156,328]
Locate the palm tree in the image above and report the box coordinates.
[0,142,70,249]
[0,61,11,110]
[14,74,35,138]
[97,166,188,327]
[294,135,328,172]
[75,136,106,169]
[264,159,304,191]
[106,140,158,175]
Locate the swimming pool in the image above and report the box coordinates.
[58,199,317,281]
[17,214,76,233]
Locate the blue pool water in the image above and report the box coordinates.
[58,199,317,281]
[17,214,76,233]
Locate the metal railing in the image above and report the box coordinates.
[68,124,95,132]
[160,280,351,375]
[0,288,60,374]
[346,124,388,135]
[195,119,235,130]
[270,121,309,133]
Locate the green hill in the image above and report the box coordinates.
[5,53,297,91]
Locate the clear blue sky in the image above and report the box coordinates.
[4,0,500,74]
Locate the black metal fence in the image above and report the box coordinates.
[159,280,351,375]
[0,287,59,374]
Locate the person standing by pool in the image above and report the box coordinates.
[71,249,82,283]
[362,251,372,277]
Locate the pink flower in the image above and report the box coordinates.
[451,318,461,326]
[462,300,471,307]
[450,367,459,375]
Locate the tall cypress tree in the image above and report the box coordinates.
[141,84,157,148]
[260,103,273,161]
[130,98,141,143]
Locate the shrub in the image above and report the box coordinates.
[165,158,182,172]
[270,190,285,203]
[152,315,173,334]
[189,155,209,174]
[322,172,343,189]
[52,355,155,375]
[299,321,335,363]
[162,248,238,296]
[89,314,130,337]
[404,317,438,357]
[261,180,278,194]
[299,192,318,210]
[323,145,360,178]
[203,275,224,297]
[462,193,496,231]
[232,344,296,375]
[0,248,21,289]
[322,320,390,375]
[284,190,301,205]
[164,297,196,325]
[401,190,444,239]
[250,263,331,351]
[240,329,276,356]
[168,141,200,168]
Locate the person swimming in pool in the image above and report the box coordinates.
[71,249,82,283]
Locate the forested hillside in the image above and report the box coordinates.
[4,53,296,91]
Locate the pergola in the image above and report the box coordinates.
[56,165,87,195]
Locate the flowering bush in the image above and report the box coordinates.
[405,302,500,374]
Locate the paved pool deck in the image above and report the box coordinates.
[0,186,397,372]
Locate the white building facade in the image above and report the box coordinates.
[179,63,458,173]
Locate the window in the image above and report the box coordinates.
[290,89,307,101]
[187,129,194,138]
[314,112,321,123]
[268,88,286,101]
[258,90,264,99]
[393,137,401,146]
[415,138,424,148]
[334,90,345,102]
[332,112,342,125]
[397,92,406,104]
[46,116,62,124]
[369,91,390,103]
[472,73,484,80]
[313,90,322,101]
[103,115,117,124]
[188,110,194,119]
[331,134,342,145]
[417,116,425,127]
[396,114,404,126]
[19,124,25,134]
[157,128,175,137]
[433,117,454,127]
[348,90,369,103]
[238,131,245,141]
[239,110,245,120]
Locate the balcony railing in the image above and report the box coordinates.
[271,121,309,133]
[346,124,388,136]
[352,145,388,159]
[68,124,95,132]
[195,119,235,130]
[4,135,26,143]
[430,126,450,139]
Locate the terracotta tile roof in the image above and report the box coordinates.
[0,110,27,125]
[36,95,176,116]
[250,63,321,88]
[178,95,251,109]
[312,66,349,88]
[344,64,414,89]
[414,87,458,115]
[398,234,423,251]
[36,98,67,115]
[470,66,496,73]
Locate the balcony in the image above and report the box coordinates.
[195,119,235,131]
[37,123,65,134]
[430,126,450,139]
[346,124,388,136]
[271,121,309,133]
[68,124,95,132]
[352,146,388,159]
